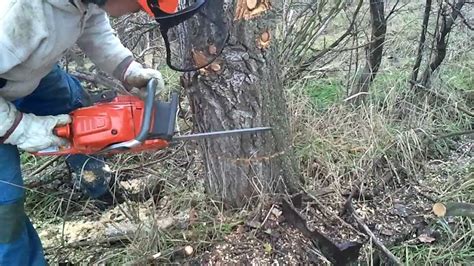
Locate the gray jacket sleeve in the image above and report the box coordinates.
[77,8,134,80]
[0,97,18,138]
[0,42,24,137]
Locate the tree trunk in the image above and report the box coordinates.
[182,0,302,208]
[349,0,386,104]
[410,0,432,88]
[420,0,466,87]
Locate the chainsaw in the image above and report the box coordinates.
[35,79,271,156]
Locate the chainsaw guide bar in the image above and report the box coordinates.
[36,79,271,156]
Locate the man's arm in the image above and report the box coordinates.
[76,7,134,80]
[0,97,18,140]
[0,43,71,152]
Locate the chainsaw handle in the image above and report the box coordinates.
[135,78,158,142]
[99,78,160,153]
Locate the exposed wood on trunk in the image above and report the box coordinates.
[183,0,301,208]
[235,0,271,21]
[349,0,387,104]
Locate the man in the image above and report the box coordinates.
[0,0,177,264]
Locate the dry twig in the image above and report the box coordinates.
[344,196,402,265]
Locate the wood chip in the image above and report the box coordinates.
[271,207,282,218]
[208,45,217,55]
[246,0,258,10]
[184,245,194,256]
[210,63,221,72]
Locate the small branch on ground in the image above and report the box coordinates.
[344,195,402,265]
[64,234,133,249]
[25,157,62,188]
[29,157,61,177]
[281,198,362,265]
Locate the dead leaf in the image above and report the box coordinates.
[156,217,175,230]
[393,203,410,217]
[189,208,198,226]
[263,243,272,254]
[208,45,217,55]
[380,228,395,236]
[235,224,245,234]
[271,207,282,218]
[246,220,260,229]
[418,233,436,243]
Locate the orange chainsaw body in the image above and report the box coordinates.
[45,95,169,155]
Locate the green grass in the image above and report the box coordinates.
[304,77,345,109]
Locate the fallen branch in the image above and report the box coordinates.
[25,157,62,188]
[344,196,402,265]
[63,234,133,249]
[281,198,362,265]
[304,189,366,238]
[30,157,60,176]
[433,202,474,218]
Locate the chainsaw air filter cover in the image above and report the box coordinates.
[149,0,229,72]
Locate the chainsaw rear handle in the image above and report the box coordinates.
[99,78,161,153]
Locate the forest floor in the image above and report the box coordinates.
[23,117,473,265]
[22,2,473,265]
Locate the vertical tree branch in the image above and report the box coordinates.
[349,0,387,104]
[420,0,466,87]
[410,0,432,88]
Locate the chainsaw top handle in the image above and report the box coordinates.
[100,78,161,153]
[135,78,158,142]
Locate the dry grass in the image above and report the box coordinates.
[19,2,473,265]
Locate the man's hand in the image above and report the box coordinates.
[123,61,165,95]
[4,113,71,152]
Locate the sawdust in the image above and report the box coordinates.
[82,171,97,183]
[38,193,191,251]
[119,178,146,194]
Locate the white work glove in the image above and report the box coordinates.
[123,61,165,97]
[4,113,71,152]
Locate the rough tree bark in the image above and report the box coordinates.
[182,0,302,208]
[349,0,386,104]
